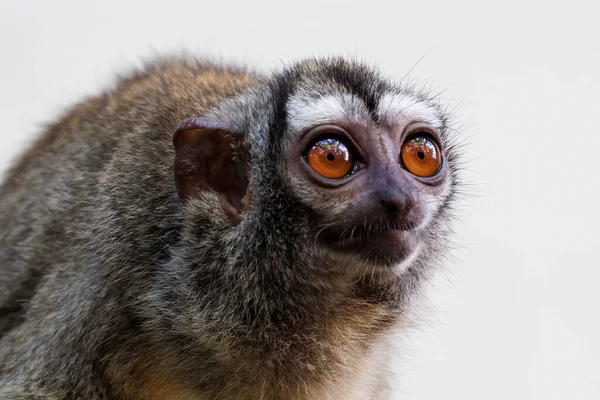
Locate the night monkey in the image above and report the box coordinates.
[0,57,460,399]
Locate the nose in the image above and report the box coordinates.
[377,186,417,218]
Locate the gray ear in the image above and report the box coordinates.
[173,117,249,222]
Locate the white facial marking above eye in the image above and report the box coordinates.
[378,93,442,128]
[287,92,370,133]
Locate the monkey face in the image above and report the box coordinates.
[271,64,458,273]
[285,114,452,271]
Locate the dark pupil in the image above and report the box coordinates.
[326,153,335,161]
[417,151,425,160]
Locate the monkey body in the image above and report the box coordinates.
[0,57,459,399]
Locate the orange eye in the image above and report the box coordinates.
[401,136,441,177]
[307,138,354,179]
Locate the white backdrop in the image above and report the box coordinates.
[1,1,599,398]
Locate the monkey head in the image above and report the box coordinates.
[172,58,459,281]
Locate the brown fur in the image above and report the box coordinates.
[0,56,460,399]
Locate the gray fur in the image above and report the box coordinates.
[0,56,461,399]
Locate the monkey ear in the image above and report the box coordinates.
[173,117,250,223]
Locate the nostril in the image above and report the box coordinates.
[380,198,401,215]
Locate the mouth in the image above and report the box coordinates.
[320,224,421,267]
